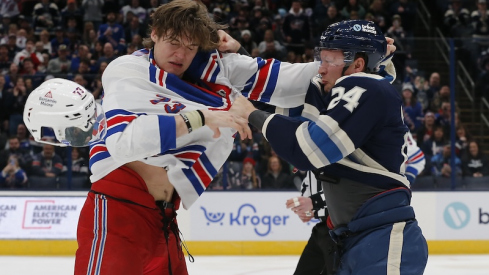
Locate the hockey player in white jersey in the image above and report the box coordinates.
[61,1,320,275]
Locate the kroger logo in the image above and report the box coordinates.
[444,202,470,229]
[200,204,290,237]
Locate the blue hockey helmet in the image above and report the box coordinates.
[316,20,387,72]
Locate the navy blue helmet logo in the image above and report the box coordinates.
[353,24,361,31]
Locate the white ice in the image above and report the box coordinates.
[1,255,488,275]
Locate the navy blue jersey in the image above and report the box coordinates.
[262,73,410,190]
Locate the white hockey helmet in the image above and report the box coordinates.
[23,78,106,147]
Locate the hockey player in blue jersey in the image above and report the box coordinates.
[231,20,428,275]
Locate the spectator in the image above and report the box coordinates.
[475,49,489,99]
[13,39,43,68]
[19,58,44,88]
[0,44,12,75]
[4,77,28,135]
[15,29,27,49]
[61,147,89,177]
[313,0,335,35]
[258,29,285,59]
[211,7,227,25]
[430,85,450,112]
[462,140,489,177]
[471,0,489,47]
[82,0,104,31]
[417,111,436,145]
[6,33,21,61]
[401,82,423,133]
[340,0,366,20]
[47,44,71,75]
[82,21,95,46]
[422,125,447,159]
[31,144,63,178]
[0,0,20,21]
[315,5,344,38]
[386,14,407,51]
[389,0,416,35]
[455,125,470,157]
[368,0,388,33]
[425,72,441,109]
[0,155,28,189]
[50,27,70,57]
[431,143,462,178]
[0,136,32,173]
[229,157,261,190]
[95,42,116,70]
[33,0,61,36]
[124,15,146,43]
[239,29,257,55]
[70,44,91,73]
[261,155,294,189]
[283,0,311,54]
[444,0,470,37]
[61,1,84,31]
[66,19,83,53]
[272,14,286,44]
[39,30,53,55]
[121,0,147,24]
[97,10,124,48]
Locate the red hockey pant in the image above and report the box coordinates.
[74,166,188,275]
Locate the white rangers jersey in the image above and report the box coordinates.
[90,49,318,209]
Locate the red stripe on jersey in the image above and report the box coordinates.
[174,152,201,162]
[54,163,63,170]
[106,115,137,128]
[158,69,165,87]
[249,59,272,100]
[90,145,108,157]
[193,160,212,187]
[410,151,424,162]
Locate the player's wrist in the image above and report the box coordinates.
[180,110,205,133]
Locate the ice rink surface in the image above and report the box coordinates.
[1,255,489,275]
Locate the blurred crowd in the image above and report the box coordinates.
[0,0,487,190]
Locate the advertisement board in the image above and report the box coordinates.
[435,192,489,240]
[189,191,317,241]
[0,197,85,239]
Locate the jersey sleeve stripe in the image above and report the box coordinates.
[241,73,257,97]
[296,123,331,168]
[157,115,176,153]
[89,151,111,170]
[166,144,206,154]
[182,168,205,196]
[199,153,218,177]
[301,103,320,121]
[193,160,212,188]
[257,60,280,103]
[317,115,355,156]
[249,58,272,100]
[307,122,344,164]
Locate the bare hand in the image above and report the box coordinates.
[286,196,314,223]
[217,30,241,53]
[229,95,257,120]
[201,109,252,140]
[385,37,396,56]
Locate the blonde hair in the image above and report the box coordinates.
[142,0,227,51]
